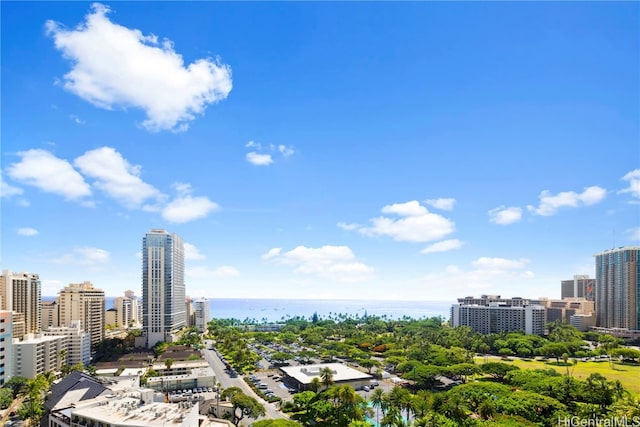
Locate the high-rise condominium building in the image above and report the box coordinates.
[451,297,546,335]
[113,290,140,328]
[41,299,60,329]
[194,298,210,333]
[59,281,105,347]
[595,246,640,330]
[142,229,186,348]
[0,270,41,334]
[561,275,595,300]
[185,296,194,327]
[43,321,91,366]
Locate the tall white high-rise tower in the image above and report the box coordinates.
[142,229,186,348]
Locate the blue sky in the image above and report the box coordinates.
[1,2,638,302]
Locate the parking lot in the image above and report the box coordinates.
[167,386,218,403]
[249,370,296,400]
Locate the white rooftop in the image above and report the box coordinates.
[72,395,197,426]
[281,363,371,385]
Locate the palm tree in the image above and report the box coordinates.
[319,367,334,391]
[57,349,67,372]
[370,388,385,426]
[310,377,321,393]
[164,358,174,371]
[388,386,411,421]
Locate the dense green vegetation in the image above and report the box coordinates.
[1,373,56,425]
[207,315,640,426]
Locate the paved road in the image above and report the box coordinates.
[202,347,288,422]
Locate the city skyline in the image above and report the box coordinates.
[2,2,639,301]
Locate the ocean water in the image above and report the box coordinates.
[206,298,452,322]
[49,297,452,323]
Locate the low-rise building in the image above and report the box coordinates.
[280,363,372,391]
[570,313,597,332]
[146,364,215,392]
[48,386,199,427]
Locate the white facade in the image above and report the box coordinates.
[194,298,209,333]
[142,229,186,348]
[451,300,546,335]
[43,321,91,366]
[524,305,546,335]
[14,333,66,378]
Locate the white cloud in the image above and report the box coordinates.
[53,246,111,266]
[527,186,606,216]
[420,239,463,254]
[471,257,530,269]
[162,195,219,223]
[17,227,39,236]
[46,3,232,132]
[6,149,91,200]
[415,257,534,300]
[488,206,523,225]
[246,152,273,166]
[74,146,163,208]
[245,141,293,165]
[425,198,456,211]
[619,169,640,200]
[353,200,455,243]
[184,243,206,260]
[278,145,294,157]
[187,265,240,279]
[628,226,640,241]
[69,114,85,124]
[381,200,428,217]
[263,245,374,282]
[0,174,23,198]
[337,222,361,231]
[261,248,282,260]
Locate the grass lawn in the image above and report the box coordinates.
[474,356,640,394]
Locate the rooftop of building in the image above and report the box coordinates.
[45,371,111,412]
[14,332,65,344]
[594,246,640,255]
[281,363,371,384]
[71,393,197,426]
